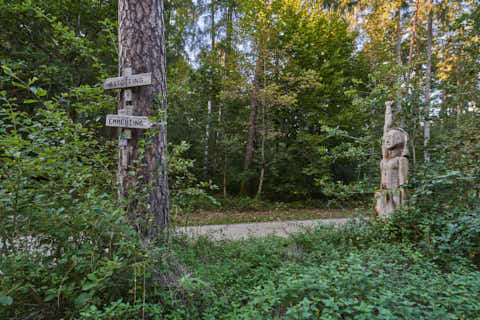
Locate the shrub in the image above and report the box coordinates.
[0,88,185,319]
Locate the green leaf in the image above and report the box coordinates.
[31,87,47,97]
[82,282,97,291]
[87,273,97,281]
[44,294,56,302]
[0,295,13,306]
[75,293,90,307]
[36,88,47,97]
[12,81,26,89]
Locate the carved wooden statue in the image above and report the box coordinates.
[375,101,409,217]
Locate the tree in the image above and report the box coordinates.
[424,0,433,162]
[239,0,271,195]
[0,0,117,113]
[118,0,169,241]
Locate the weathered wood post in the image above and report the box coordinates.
[103,0,168,241]
[375,101,409,217]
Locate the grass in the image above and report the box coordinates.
[171,208,366,226]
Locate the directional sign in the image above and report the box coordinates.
[102,73,152,90]
[106,115,154,129]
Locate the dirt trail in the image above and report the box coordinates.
[176,218,348,240]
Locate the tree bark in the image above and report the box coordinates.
[225,0,234,64]
[240,52,263,195]
[256,91,266,199]
[456,55,462,122]
[353,3,359,31]
[406,0,419,86]
[204,0,216,179]
[217,1,234,198]
[204,100,211,179]
[424,0,433,162]
[118,0,168,241]
[256,53,267,199]
[223,149,228,199]
[395,3,403,115]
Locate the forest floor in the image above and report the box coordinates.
[172,207,367,226]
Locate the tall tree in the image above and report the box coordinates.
[204,0,216,179]
[240,49,263,194]
[395,2,403,114]
[424,0,433,162]
[118,0,169,241]
[239,0,270,195]
[406,0,420,86]
[220,0,237,197]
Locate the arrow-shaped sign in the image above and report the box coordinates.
[106,115,154,129]
[102,73,152,90]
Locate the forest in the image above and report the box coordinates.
[0,0,479,319]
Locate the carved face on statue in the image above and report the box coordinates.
[383,129,408,158]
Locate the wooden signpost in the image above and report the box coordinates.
[106,115,154,129]
[103,68,153,166]
[102,73,152,90]
[108,0,168,240]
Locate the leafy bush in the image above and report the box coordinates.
[171,222,480,320]
[0,90,131,318]
[0,86,186,319]
[366,159,480,267]
[169,141,219,213]
[233,244,480,319]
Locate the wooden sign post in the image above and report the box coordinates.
[102,73,152,90]
[103,68,153,168]
[106,115,154,129]
[108,0,169,241]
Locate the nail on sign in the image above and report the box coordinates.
[106,115,154,129]
[102,73,152,90]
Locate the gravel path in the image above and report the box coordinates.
[176,218,348,240]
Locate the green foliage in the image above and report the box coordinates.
[169,141,219,213]
[254,3,369,199]
[0,84,128,318]
[239,248,479,319]
[0,75,172,319]
[169,219,480,320]
[0,0,117,103]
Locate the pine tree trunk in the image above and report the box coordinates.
[395,4,403,114]
[406,0,419,86]
[240,53,263,195]
[256,54,268,199]
[204,0,216,179]
[118,0,168,241]
[353,3,359,31]
[225,0,234,69]
[204,100,211,179]
[441,89,447,127]
[256,96,266,199]
[456,57,462,122]
[223,149,228,199]
[424,0,433,162]
[406,0,419,168]
[221,0,234,198]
